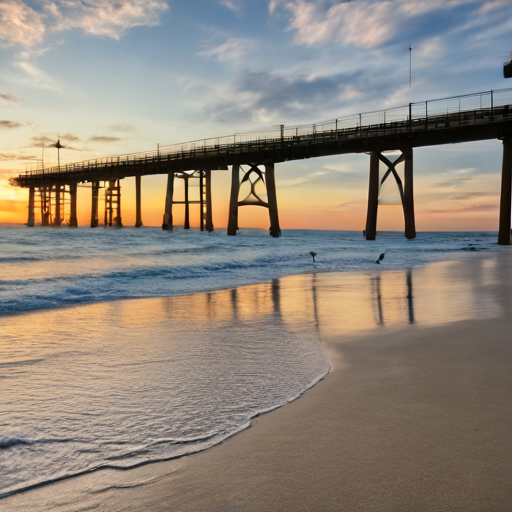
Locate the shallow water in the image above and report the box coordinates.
[0,226,504,501]
[0,226,500,315]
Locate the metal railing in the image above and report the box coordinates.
[12,88,512,184]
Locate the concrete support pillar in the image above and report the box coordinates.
[205,170,214,232]
[115,180,122,227]
[200,171,205,232]
[53,185,62,226]
[27,186,35,227]
[227,164,240,236]
[162,173,174,230]
[184,176,190,230]
[498,136,512,245]
[365,151,380,240]
[265,161,281,237]
[403,148,416,239]
[91,182,99,228]
[135,175,143,228]
[69,182,78,227]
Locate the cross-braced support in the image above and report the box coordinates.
[498,135,512,245]
[162,170,214,231]
[227,161,281,237]
[104,180,122,227]
[365,149,415,240]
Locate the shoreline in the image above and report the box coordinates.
[2,248,512,511]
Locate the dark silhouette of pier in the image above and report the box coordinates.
[10,88,512,244]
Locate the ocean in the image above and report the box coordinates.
[0,226,501,499]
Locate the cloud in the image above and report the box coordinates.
[429,204,499,213]
[108,122,137,132]
[271,0,482,49]
[203,70,362,123]
[13,60,62,90]
[47,0,169,40]
[0,0,45,46]
[221,0,242,13]
[27,133,81,147]
[0,120,23,129]
[0,151,37,161]
[198,37,254,64]
[88,136,122,143]
[0,91,21,106]
[450,191,493,200]
[0,0,169,47]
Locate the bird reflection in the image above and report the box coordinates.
[372,275,385,326]
[406,269,415,324]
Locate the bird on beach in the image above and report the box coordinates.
[376,253,385,264]
[310,251,317,263]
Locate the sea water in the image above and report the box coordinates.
[0,226,501,499]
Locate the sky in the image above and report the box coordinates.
[1,0,512,230]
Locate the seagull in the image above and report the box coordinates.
[310,251,317,263]
[376,253,385,264]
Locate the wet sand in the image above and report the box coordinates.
[3,250,512,511]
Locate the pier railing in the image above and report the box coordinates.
[13,88,512,183]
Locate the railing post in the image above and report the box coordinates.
[408,103,412,130]
[491,90,494,121]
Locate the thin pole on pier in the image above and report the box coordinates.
[409,46,413,88]
[498,136,512,245]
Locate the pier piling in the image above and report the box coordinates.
[498,135,512,245]
[365,151,380,240]
[69,182,78,227]
[91,182,99,228]
[162,173,174,230]
[227,164,240,236]
[27,186,35,227]
[135,175,143,228]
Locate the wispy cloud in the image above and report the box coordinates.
[221,0,242,13]
[47,0,169,40]
[88,136,122,143]
[0,91,21,106]
[198,37,254,64]
[0,120,23,129]
[0,0,169,47]
[0,0,45,46]
[13,60,62,90]
[0,151,37,161]
[108,122,137,132]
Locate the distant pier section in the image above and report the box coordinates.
[10,88,512,244]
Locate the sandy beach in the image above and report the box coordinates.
[3,248,512,512]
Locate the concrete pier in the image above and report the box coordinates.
[227,164,240,236]
[27,186,35,227]
[135,175,143,228]
[162,173,174,231]
[265,161,281,238]
[184,174,190,230]
[205,169,214,232]
[365,151,380,240]
[69,182,78,227]
[403,148,416,240]
[91,182,99,228]
[498,136,512,245]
